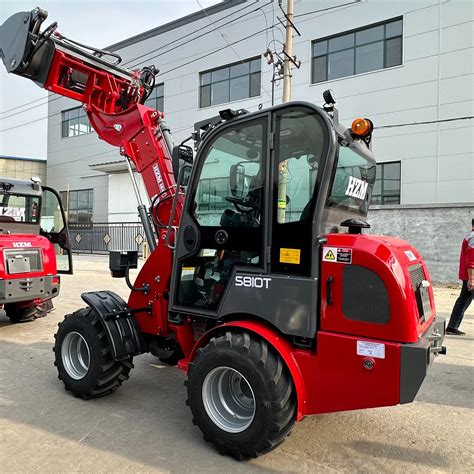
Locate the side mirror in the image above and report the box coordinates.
[172,145,193,182]
[229,164,245,197]
[109,250,138,278]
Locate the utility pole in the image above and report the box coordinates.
[278,0,295,223]
[282,0,294,103]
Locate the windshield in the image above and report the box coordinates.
[326,144,376,216]
[0,193,41,224]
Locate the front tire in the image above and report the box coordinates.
[5,302,47,323]
[53,307,133,399]
[186,331,296,459]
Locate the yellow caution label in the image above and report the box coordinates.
[277,199,286,209]
[182,267,195,274]
[280,248,301,264]
[323,249,336,261]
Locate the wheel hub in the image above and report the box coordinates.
[202,366,256,433]
[61,331,90,380]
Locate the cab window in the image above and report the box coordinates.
[327,145,376,216]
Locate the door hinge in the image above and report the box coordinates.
[266,246,271,264]
[269,131,275,150]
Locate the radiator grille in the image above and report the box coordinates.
[408,264,425,289]
[4,249,43,274]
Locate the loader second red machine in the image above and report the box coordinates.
[0,8,446,459]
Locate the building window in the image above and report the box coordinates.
[371,162,401,205]
[145,83,164,111]
[200,57,261,108]
[197,177,230,211]
[61,106,92,138]
[312,18,403,83]
[60,189,93,224]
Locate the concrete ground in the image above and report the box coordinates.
[0,255,473,473]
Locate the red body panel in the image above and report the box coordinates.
[295,332,401,415]
[186,321,404,419]
[0,234,57,279]
[320,233,435,343]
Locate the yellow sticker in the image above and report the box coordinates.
[182,267,195,275]
[280,248,301,265]
[277,199,286,209]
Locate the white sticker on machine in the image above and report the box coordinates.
[357,340,385,359]
[345,176,368,200]
[322,247,352,264]
[404,250,417,262]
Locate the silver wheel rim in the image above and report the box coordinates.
[61,331,90,380]
[202,366,256,433]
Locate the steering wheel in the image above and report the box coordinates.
[225,196,259,212]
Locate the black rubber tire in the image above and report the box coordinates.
[53,307,133,399]
[5,302,47,323]
[186,331,296,460]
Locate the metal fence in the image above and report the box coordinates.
[68,222,146,255]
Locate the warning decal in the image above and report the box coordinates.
[280,248,301,264]
[323,248,337,261]
[323,247,352,264]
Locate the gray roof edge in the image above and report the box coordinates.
[0,155,46,162]
[106,0,247,52]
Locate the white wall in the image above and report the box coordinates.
[47,0,474,221]
[108,172,148,222]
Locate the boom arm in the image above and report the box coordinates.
[0,7,178,221]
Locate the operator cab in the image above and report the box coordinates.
[170,95,376,338]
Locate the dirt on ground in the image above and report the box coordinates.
[0,255,472,473]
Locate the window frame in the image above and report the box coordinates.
[60,188,94,224]
[199,56,262,109]
[371,161,401,205]
[61,106,93,138]
[144,82,164,111]
[311,17,403,84]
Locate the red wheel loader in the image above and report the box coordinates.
[0,8,445,459]
[0,177,72,322]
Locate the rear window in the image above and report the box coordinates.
[0,193,41,224]
[326,144,376,215]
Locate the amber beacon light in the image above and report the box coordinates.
[351,118,373,137]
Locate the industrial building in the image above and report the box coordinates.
[46,0,474,281]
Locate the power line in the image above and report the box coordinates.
[195,0,272,101]
[0,1,268,116]
[125,1,269,68]
[1,23,275,133]
[294,0,362,18]
[375,116,474,129]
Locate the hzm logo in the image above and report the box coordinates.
[12,242,32,247]
[345,176,368,200]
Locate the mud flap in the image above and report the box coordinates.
[81,290,146,361]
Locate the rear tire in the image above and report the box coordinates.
[53,307,133,399]
[5,302,47,323]
[186,331,296,459]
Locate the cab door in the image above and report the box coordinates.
[40,186,73,274]
[169,116,268,316]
